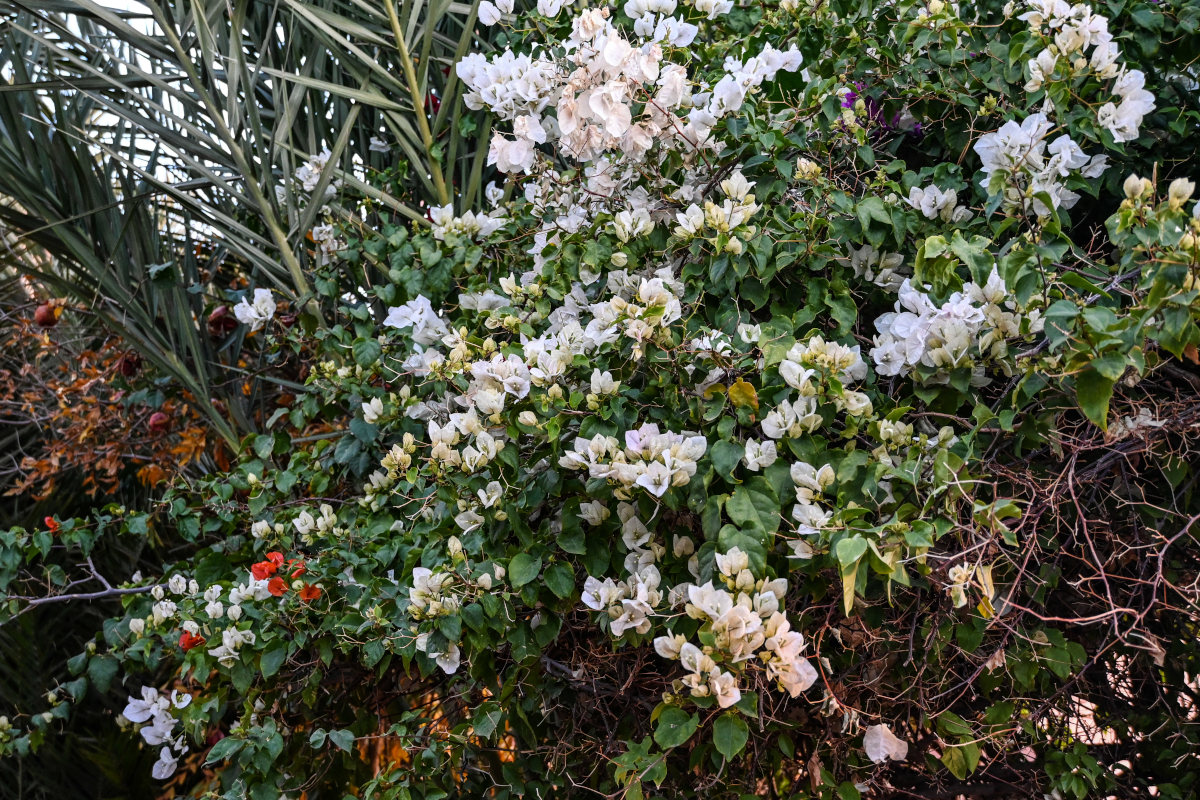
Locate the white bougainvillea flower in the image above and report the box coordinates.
[151,746,178,780]
[233,288,276,332]
[122,686,167,724]
[863,723,909,763]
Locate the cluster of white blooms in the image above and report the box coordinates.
[906,184,971,223]
[311,223,342,265]
[456,6,800,254]
[974,112,1106,215]
[654,548,818,706]
[428,203,507,242]
[206,626,258,666]
[848,244,908,292]
[870,270,1044,382]
[233,288,277,332]
[763,335,871,439]
[408,567,460,619]
[673,170,762,254]
[788,460,836,555]
[945,561,996,611]
[588,275,684,357]
[384,295,452,375]
[582,564,663,636]
[384,296,449,347]
[1018,0,1154,143]
[290,147,341,200]
[122,686,192,779]
[293,503,341,540]
[560,422,708,498]
[427,408,507,475]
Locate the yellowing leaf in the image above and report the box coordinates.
[728,379,759,412]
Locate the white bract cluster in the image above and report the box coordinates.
[122,686,192,779]
[560,422,708,499]
[233,288,277,332]
[906,184,971,223]
[1018,0,1155,143]
[455,4,801,255]
[763,335,871,441]
[653,547,818,707]
[870,271,1043,382]
[428,203,507,242]
[975,0,1155,216]
[583,565,664,636]
[974,113,1106,216]
[849,244,908,292]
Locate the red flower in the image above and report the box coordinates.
[289,559,307,579]
[298,583,322,602]
[44,517,60,534]
[267,576,288,596]
[179,631,206,651]
[252,551,287,580]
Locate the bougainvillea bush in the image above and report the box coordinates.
[4,0,1200,797]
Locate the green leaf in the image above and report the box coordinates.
[712,713,749,760]
[328,729,355,753]
[710,440,745,481]
[940,743,980,779]
[835,535,868,567]
[206,736,244,764]
[473,702,503,738]
[261,644,288,678]
[1091,353,1127,381]
[86,655,119,693]
[726,482,779,533]
[544,562,575,599]
[653,707,699,749]
[1075,368,1114,429]
[509,553,542,588]
[253,434,275,460]
[352,338,383,368]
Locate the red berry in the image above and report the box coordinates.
[34,304,58,328]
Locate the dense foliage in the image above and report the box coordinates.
[4,0,1200,798]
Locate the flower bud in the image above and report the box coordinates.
[795,158,821,181]
[1123,173,1147,199]
[129,618,146,636]
[448,536,464,560]
[476,573,493,590]
[226,604,243,621]
[518,410,538,426]
[1169,178,1196,209]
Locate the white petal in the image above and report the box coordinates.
[863,723,909,763]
